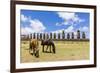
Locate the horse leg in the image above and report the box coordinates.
[35,49,39,58]
[29,48,31,54]
[50,45,52,53]
[33,48,35,55]
[52,44,56,54]
[46,45,49,52]
[42,45,44,52]
[34,48,36,56]
[29,43,32,54]
[29,47,34,55]
[53,48,55,54]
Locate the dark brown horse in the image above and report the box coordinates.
[29,39,39,58]
[41,39,56,53]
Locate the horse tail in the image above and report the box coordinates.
[29,39,32,50]
[37,40,39,48]
[36,40,39,58]
[29,39,33,55]
[52,43,56,54]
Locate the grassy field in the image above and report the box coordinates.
[20,40,90,63]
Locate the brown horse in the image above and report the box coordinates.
[41,39,56,54]
[29,39,39,58]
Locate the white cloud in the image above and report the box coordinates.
[29,19,46,32]
[82,26,89,31]
[72,15,84,23]
[21,14,46,35]
[50,25,89,39]
[79,26,89,32]
[56,23,61,26]
[65,25,74,32]
[79,26,90,38]
[21,14,28,22]
[51,25,74,34]
[21,27,35,35]
[51,29,64,33]
[57,12,75,20]
[56,12,85,26]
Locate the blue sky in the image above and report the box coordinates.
[21,9,90,38]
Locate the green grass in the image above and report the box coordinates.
[20,41,89,63]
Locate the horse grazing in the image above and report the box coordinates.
[29,39,39,58]
[41,39,56,53]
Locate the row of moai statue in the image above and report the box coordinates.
[21,30,86,40]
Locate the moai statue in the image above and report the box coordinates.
[43,33,45,40]
[37,33,39,39]
[72,32,74,39]
[58,33,60,39]
[54,33,56,39]
[62,30,65,39]
[67,33,70,39]
[47,33,49,39]
[77,30,80,39]
[82,32,86,39]
[50,32,52,39]
[40,33,42,40]
[33,33,35,39]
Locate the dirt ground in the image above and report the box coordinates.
[20,40,89,63]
